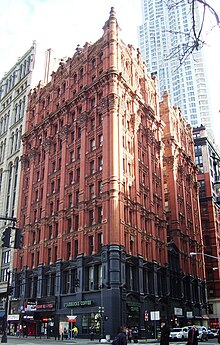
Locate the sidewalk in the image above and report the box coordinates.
[5,336,159,344]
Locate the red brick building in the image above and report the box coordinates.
[193,125,220,328]
[160,93,207,326]
[12,8,207,338]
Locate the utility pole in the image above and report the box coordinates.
[0,216,17,343]
[1,272,11,343]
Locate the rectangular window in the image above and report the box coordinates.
[98,134,103,146]
[89,210,94,225]
[75,215,79,230]
[89,236,94,255]
[76,190,79,205]
[89,266,94,290]
[90,184,95,199]
[98,181,102,196]
[77,147,81,159]
[70,150,74,162]
[98,156,103,171]
[98,233,102,253]
[91,118,95,130]
[76,168,80,182]
[67,218,72,232]
[49,225,52,239]
[67,242,71,259]
[74,240,78,258]
[48,248,51,265]
[98,207,102,223]
[69,194,73,207]
[90,139,95,151]
[90,160,95,174]
[69,171,73,184]
[2,251,10,264]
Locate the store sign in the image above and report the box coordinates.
[25,304,36,312]
[127,302,141,312]
[36,303,54,310]
[7,314,20,321]
[174,308,183,316]
[64,300,92,308]
[150,311,160,321]
[23,315,34,320]
[187,312,193,318]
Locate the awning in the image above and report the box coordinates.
[0,311,5,318]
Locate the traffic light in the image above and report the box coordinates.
[2,228,11,247]
[14,229,23,249]
[8,286,14,296]
[74,278,80,287]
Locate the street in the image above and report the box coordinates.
[2,337,219,345]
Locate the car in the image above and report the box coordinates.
[207,329,214,338]
[210,329,218,338]
[169,327,190,340]
[196,326,208,341]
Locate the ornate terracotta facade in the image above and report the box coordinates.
[12,8,207,338]
[160,93,207,324]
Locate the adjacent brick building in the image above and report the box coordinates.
[193,125,220,328]
[160,93,207,325]
[12,8,207,338]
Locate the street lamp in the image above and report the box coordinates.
[190,252,220,261]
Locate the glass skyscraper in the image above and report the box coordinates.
[138,0,213,135]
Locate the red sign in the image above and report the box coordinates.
[67,315,77,323]
[145,311,148,321]
[36,303,54,309]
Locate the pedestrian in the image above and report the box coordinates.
[90,326,95,341]
[217,328,220,344]
[73,325,78,338]
[160,322,170,345]
[64,327,68,340]
[115,326,127,345]
[23,324,27,338]
[188,325,198,345]
[132,327,138,343]
[128,328,132,343]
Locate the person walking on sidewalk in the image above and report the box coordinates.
[188,325,198,345]
[73,325,78,339]
[160,322,170,345]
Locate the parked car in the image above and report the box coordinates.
[207,329,215,338]
[210,329,218,338]
[196,326,208,341]
[169,327,189,340]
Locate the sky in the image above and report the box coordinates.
[0,0,219,147]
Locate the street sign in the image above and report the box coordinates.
[150,311,160,320]
[67,315,77,322]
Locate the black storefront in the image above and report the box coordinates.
[9,297,56,337]
[12,244,209,338]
